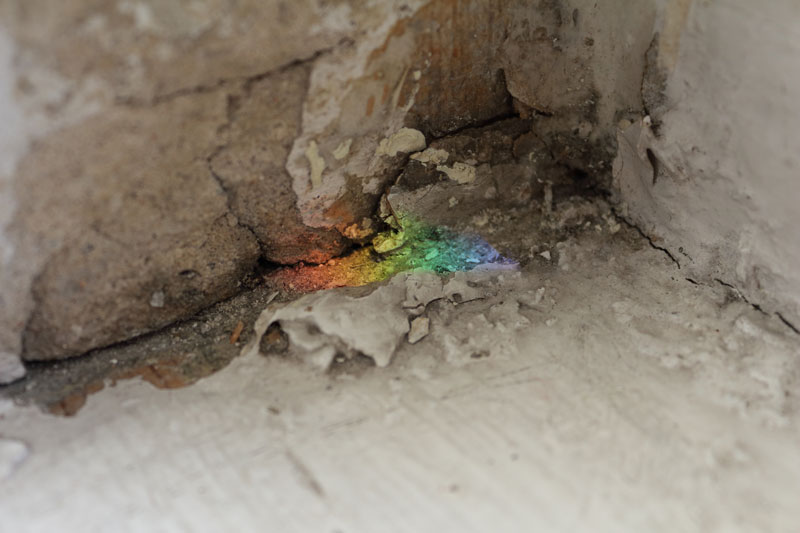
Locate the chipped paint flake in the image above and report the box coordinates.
[408,316,429,344]
[332,138,353,160]
[376,128,427,157]
[411,147,449,165]
[437,162,477,184]
[305,140,326,189]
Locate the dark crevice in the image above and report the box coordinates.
[776,313,800,335]
[671,252,798,337]
[612,211,680,268]
[242,37,354,94]
[1,273,278,408]
[425,110,520,143]
[646,148,660,185]
[711,278,800,335]
[206,153,262,248]
[713,277,767,315]
[529,106,555,118]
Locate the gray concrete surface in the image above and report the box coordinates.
[2,219,799,532]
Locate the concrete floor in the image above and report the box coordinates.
[1,214,799,533]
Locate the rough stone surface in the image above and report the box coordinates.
[4,0,798,369]
[3,215,800,532]
[0,0,353,103]
[0,0,369,365]
[285,0,649,234]
[14,92,261,360]
[209,65,347,265]
[614,0,800,327]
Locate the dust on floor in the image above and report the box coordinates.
[1,204,799,532]
[1,114,799,531]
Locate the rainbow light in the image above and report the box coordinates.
[267,212,515,292]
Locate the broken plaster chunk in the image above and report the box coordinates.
[373,232,405,254]
[488,300,531,329]
[603,215,622,234]
[305,140,326,188]
[402,271,444,309]
[472,212,489,227]
[344,218,374,240]
[247,277,411,368]
[408,316,430,344]
[437,162,477,185]
[444,271,486,304]
[410,147,449,165]
[149,290,165,308]
[376,127,427,157]
[332,138,353,160]
[518,287,546,307]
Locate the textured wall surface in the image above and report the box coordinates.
[615,0,800,329]
[0,0,655,375]
[4,0,798,377]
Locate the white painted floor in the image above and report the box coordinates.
[2,231,799,533]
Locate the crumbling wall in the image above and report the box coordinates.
[0,0,660,380]
[10,0,797,383]
[614,0,800,329]
[0,0,364,376]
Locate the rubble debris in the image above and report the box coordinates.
[437,162,477,184]
[444,271,487,304]
[408,317,430,344]
[246,270,507,369]
[149,290,165,308]
[247,275,413,368]
[488,300,531,330]
[229,321,244,344]
[376,128,427,157]
[411,147,450,165]
[517,287,546,307]
[402,272,445,311]
[372,232,405,254]
[332,139,353,160]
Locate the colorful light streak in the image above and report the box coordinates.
[268,212,515,292]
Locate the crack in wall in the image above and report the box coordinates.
[614,213,800,337]
[713,279,800,335]
[612,211,681,268]
[205,147,262,249]
[776,313,800,335]
[7,38,359,369]
[11,5,799,367]
[116,40,353,109]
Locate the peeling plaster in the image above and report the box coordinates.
[375,127,427,158]
[332,138,352,160]
[437,162,477,185]
[305,140,326,189]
